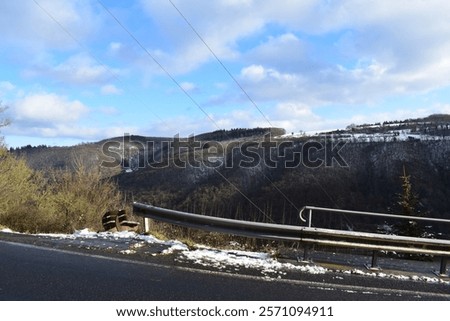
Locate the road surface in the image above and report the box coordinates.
[1,239,449,300]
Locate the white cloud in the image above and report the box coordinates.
[275,103,316,119]
[30,123,139,140]
[137,0,266,74]
[99,106,120,115]
[137,0,450,110]
[108,42,123,52]
[101,84,123,95]
[3,0,450,145]
[180,82,198,92]
[3,92,100,141]
[348,105,450,127]
[38,124,98,138]
[0,81,16,100]
[433,104,450,115]
[245,33,307,72]
[53,54,107,84]
[265,102,322,133]
[0,0,101,52]
[240,65,266,82]
[238,65,307,103]
[181,104,321,135]
[5,93,141,141]
[0,81,15,92]
[52,53,116,85]
[211,109,260,129]
[236,56,449,109]
[13,93,89,125]
[23,53,122,87]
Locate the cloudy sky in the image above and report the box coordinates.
[1,0,450,147]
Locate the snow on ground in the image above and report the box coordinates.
[1,228,449,283]
[179,245,327,277]
[33,229,325,276]
[276,129,448,142]
[343,269,448,284]
[37,228,187,248]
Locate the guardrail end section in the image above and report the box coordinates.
[299,207,307,223]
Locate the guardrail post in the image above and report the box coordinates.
[365,250,381,270]
[439,257,447,276]
[143,217,150,233]
[298,244,314,263]
[308,209,313,228]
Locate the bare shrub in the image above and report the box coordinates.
[1,149,124,233]
[0,148,44,232]
[41,157,124,233]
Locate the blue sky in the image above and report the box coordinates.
[1,0,450,147]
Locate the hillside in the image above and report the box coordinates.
[11,117,450,235]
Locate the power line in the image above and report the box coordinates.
[168,0,274,128]
[168,1,344,213]
[96,0,275,222]
[32,0,167,126]
[96,0,223,132]
[34,0,275,223]
[37,0,315,221]
[168,0,301,212]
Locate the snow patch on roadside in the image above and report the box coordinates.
[161,243,189,255]
[344,268,449,284]
[40,229,328,276]
[4,228,449,283]
[38,228,186,247]
[180,246,328,276]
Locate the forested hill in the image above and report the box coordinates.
[11,116,450,234]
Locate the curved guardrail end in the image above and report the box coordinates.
[299,206,307,223]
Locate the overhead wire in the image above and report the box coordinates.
[167,0,306,212]
[95,0,273,222]
[167,1,345,215]
[35,0,335,224]
[96,0,223,132]
[35,0,270,223]
[168,0,274,128]
[32,0,167,127]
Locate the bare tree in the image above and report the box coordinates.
[0,102,10,126]
[0,102,11,146]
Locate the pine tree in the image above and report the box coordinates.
[394,165,423,237]
[398,166,418,216]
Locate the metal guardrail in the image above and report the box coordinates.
[132,202,450,276]
[299,205,450,228]
[133,202,308,241]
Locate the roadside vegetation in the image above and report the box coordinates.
[0,143,269,248]
[0,147,124,233]
[0,105,124,233]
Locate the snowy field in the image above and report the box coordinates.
[278,129,448,142]
[1,228,449,285]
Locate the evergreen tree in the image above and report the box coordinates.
[394,166,423,237]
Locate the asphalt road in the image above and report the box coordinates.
[1,239,449,301]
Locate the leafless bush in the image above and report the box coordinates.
[0,149,124,233]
